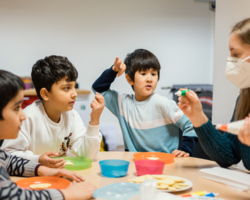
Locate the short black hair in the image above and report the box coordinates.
[0,70,25,120]
[124,49,161,82]
[31,55,78,100]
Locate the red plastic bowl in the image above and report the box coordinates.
[134,160,165,176]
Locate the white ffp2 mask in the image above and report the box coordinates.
[225,56,250,89]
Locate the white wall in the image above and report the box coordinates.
[212,0,250,124]
[0,0,214,147]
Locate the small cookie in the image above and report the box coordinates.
[144,175,153,180]
[157,179,175,185]
[30,183,51,189]
[134,177,146,183]
[172,185,183,189]
[159,184,169,189]
[65,161,74,165]
[175,183,189,187]
[168,187,177,191]
[147,157,159,160]
[157,185,168,190]
[153,175,168,180]
[170,177,185,183]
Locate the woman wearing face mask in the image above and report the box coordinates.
[178,18,250,170]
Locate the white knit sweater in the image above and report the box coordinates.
[1,100,102,162]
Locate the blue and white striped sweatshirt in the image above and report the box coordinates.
[92,67,198,154]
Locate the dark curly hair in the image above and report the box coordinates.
[0,70,25,120]
[31,55,78,100]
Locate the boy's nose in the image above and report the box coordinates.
[72,88,78,98]
[146,75,153,82]
[20,109,26,122]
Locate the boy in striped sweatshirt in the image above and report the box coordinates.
[92,49,197,157]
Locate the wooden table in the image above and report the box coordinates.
[11,152,250,200]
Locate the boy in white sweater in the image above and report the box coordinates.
[0,70,96,200]
[2,55,104,168]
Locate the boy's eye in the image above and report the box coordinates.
[14,106,20,111]
[141,73,146,75]
[152,73,157,76]
[64,87,70,90]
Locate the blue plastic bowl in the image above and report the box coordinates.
[99,159,130,178]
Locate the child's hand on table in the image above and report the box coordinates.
[37,166,84,182]
[38,152,65,168]
[37,165,96,200]
[238,114,250,146]
[172,150,190,158]
[89,92,105,126]
[61,182,97,200]
[112,57,126,77]
[177,89,208,127]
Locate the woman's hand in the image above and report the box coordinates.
[177,89,208,127]
[238,114,250,146]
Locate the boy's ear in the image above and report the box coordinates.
[125,74,134,86]
[40,88,49,101]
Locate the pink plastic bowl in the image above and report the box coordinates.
[134,160,165,176]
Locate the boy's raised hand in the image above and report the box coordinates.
[177,89,208,127]
[38,152,66,168]
[112,57,126,77]
[172,150,190,158]
[89,92,105,126]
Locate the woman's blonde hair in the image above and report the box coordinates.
[232,18,250,120]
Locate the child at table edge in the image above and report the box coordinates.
[92,49,198,157]
[1,55,104,168]
[0,69,96,200]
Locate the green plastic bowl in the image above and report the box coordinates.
[54,157,92,171]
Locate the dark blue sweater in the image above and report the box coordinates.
[194,99,250,170]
